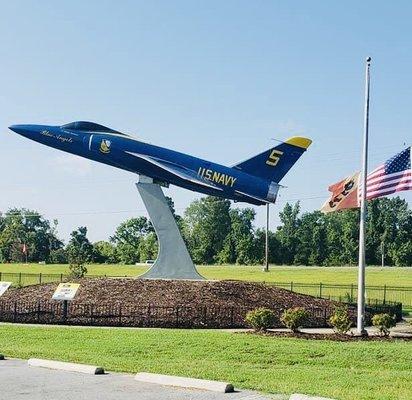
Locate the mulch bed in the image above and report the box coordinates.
[246,331,412,341]
[2,278,341,308]
[0,278,358,329]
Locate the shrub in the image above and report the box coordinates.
[372,313,396,336]
[329,305,352,334]
[68,263,88,279]
[245,308,276,331]
[280,307,309,333]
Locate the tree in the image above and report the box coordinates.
[0,208,63,263]
[276,202,301,264]
[93,241,119,264]
[110,217,152,264]
[218,208,258,264]
[183,197,231,264]
[138,232,158,262]
[293,211,327,265]
[254,228,280,264]
[66,227,93,277]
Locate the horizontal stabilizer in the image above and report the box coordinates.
[232,136,312,183]
[125,152,223,191]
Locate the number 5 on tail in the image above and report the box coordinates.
[266,149,283,166]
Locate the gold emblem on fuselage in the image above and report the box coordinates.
[100,139,111,154]
[197,167,237,187]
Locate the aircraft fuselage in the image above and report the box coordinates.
[10,123,279,205]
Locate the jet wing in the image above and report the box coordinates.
[125,152,223,191]
[234,190,269,205]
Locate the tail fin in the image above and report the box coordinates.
[232,137,312,182]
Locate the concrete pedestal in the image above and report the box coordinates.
[136,177,204,280]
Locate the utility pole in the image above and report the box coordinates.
[263,203,269,272]
[357,56,371,336]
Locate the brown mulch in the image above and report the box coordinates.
[247,331,412,341]
[0,278,360,328]
[3,278,342,310]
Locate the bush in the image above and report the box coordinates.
[68,263,88,279]
[329,305,352,334]
[245,308,276,331]
[372,313,396,336]
[280,307,309,333]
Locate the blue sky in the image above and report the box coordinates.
[1,1,411,242]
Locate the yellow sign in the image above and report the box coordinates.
[0,282,12,297]
[52,283,80,301]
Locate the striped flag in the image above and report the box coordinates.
[364,146,411,199]
[322,146,411,212]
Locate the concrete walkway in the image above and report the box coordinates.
[0,359,277,400]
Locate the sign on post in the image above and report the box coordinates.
[52,283,80,301]
[0,282,12,297]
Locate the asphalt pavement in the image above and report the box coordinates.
[0,359,278,400]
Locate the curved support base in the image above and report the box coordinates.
[136,178,204,280]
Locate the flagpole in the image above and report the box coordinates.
[357,56,371,335]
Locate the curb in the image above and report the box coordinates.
[135,372,234,393]
[28,358,104,375]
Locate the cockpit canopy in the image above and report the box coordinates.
[62,121,128,136]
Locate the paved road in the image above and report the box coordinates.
[0,359,278,400]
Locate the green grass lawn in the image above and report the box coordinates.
[0,324,410,400]
[1,263,411,286]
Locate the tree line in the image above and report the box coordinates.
[0,196,410,267]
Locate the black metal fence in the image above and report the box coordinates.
[1,272,410,308]
[0,300,337,328]
[265,281,412,308]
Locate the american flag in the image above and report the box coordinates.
[365,147,412,200]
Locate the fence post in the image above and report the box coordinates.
[383,285,387,305]
[0,272,2,281]
[290,282,294,292]
[63,300,68,323]
[60,273,63,282]
[39,273,42,285]
[13,301,17,323]
[319,283,323,298]
[90,304,94,325]
[19,273,22,286]
[147,304,151,327]
[350,284,354,302]
[37,301,41,322]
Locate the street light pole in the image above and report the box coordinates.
[357,56,371,335]
[264,203,269,272]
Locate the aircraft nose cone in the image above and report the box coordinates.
[9,124,31,135]
[9,124,41,138]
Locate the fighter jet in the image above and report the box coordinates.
[9,121,311,205]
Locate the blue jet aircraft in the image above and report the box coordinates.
[9,122,311,205]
